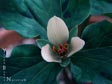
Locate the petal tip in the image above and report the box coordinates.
[47,16,69,45]
[68,37,85,57]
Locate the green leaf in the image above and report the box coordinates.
[0,44,43,77]
[82,20,112,49]
[13,0,33,18]
[0,0,16,10]
[0,76,3,84]
[0,0,90,38]
[24,0,62,28]
[93,75,112,84]
[71,46,112,83]
[0,0,32,17]
[63,0,90,28]
[0,0,47,39]
[70,63,82,81]
[69,26,78,41]
[36,39,50,49]
[90,0,112,15]
[0,11,47,39]
[24,0,90,29]
[4,61,62,84]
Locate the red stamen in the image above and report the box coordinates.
[63,47,67,52]
[52,46,58,53]
[52,41,69,59]
[58,44,63,49]
[63,41,68,49]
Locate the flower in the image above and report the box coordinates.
[41,16,85,63]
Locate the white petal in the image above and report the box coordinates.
[47,16,69,45]
[41,44,61,63]
[68,37,85,57]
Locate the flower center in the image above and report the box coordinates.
[52,41,69,59]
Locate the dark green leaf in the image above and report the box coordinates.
[90,0,112,15]
[93,75,112,84]
[82,20,112,49]
[0,0,32,18]
[63,0,90,28]
[0,0,16,11]
[0,0,90,38]
[0,11,47,39]
[0,0,47,39]
[24,0,62,28]
[70,63,82,81]
[24,0,90,29]
[0,44,43,76]
[69,26,78,41]
[4,61,62,84]
[36,39,50,49]
[0,76,3,84]
[71,46,112,83]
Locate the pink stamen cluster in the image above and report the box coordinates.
[52,41,69,59]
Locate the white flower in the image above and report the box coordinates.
[41,16,85,63]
